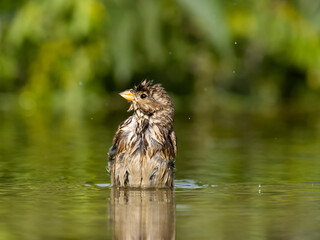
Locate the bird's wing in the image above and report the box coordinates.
[144,129,176,187]
[170,130,177,156]
[108,116,133,166]
[108,128,121,163]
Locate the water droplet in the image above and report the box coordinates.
[234,41,237,45]
[79,81,83,86]
[259,184,261,188]
[258,189,261,194]
[204,88,207,91]
[188,117,191,120]
[168,51,172,55]
[232,70,236,74]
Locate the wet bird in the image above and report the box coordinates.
[108,80,177,188]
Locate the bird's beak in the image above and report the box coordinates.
[119,90,134,101]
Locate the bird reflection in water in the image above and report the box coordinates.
[109,188,175,240]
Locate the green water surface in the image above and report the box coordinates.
[1,111,320,239]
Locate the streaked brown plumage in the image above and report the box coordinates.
[108,80,177,188]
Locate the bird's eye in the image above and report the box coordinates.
[140,94,147,99]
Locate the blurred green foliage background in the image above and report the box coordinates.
[1,0,320,116]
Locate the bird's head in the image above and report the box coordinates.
[119,80,174,126]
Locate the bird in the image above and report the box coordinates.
[108,80,177,188]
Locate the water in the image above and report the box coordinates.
[1,110,320,239]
